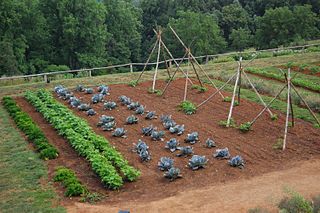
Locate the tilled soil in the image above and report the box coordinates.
[15,78,320,206]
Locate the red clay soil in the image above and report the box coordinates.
[16,78,320,206]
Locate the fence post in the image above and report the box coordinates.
[169,60,172,68]
[88,70,92,77]
[205,55,209,64]
[130,64,133,73]
[44,74,48,83]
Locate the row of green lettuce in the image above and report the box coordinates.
[25,90,140,189]
[245,67,320,93]
[2,96,59,160]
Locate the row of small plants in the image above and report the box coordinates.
[25,90,140,189]
[245,67,320,93]
[210,46,320,64]
[2,96,59,160]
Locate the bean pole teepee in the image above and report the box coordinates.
[161,26,225,101]
[197,56,274,127]
[135,27,193,93]
[249,68,320,150]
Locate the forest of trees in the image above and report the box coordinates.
[0,0,319,76]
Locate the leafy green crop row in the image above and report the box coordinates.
[245,67,320,92]
[25,90,140,189]
[53,167,88,197]
[2,96,59,160]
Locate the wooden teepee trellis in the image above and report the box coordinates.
[197,56,274,127]
[135,28,193,93]
[161,26,225,100]
[249,68,320,150]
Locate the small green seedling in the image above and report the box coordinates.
[239,122,252,133]
[178,101,197,115]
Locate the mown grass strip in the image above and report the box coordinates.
[2,96,59,160]
[0,104,65,213]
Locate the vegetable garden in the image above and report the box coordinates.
[4,73,318,205]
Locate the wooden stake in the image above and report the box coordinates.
[152,34,162,92]
[160,40,193,84]
[242,70,274,117]
[291,84,320,126]
[226,61,241,127]
[190,57,204,87]
[162,51,189,96]
[169,26,224,99]
[136,39,159,84]
[184,54,190,101]
[283,68,292,150]
[250,85,286,125]
[197,72,238,109]
[237,63,242,104]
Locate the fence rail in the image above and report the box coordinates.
[1,43,319,82]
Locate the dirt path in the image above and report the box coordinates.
[67,159,320,213]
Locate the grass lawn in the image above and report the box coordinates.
[0,105,65,213]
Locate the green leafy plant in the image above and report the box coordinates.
[147,87,162,96]
[239,122,252,133]
[178,101,197,115]
[128,81,138,87]
[53,167,88,197]
[272,139,283,150]
[278,190,313,213]
[25,90,140,189]
[271,114,278,121]
[2,96,59,160]
[191,85,207,93]
[219,118,236,128]
[223,96,239,106]
[80,193,104,204]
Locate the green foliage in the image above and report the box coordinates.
[312,194,320,213]
[210,56,235,64]
[25,90,140,189]
[44,65,70,73]
[271,114,278,121]
[128,80,138,87]
[239,122,252,133]
[278,191,313,213]
[219,118,236,128]
[178,101,197,115]
[0,105,65,212]
[2,96,59,160]
[168,10,227,56]
[229,28,252,51]
[80,193,104,204]
[256,5,319,49]
[245,67,320,92]
[53,167,88,197]
[273,139,284,150]
[147,88,162,96]
[223,96,239,106]
[191,85,207,93]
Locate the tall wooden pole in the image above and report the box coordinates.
[226,60,241,127]
[283,68,292,150]
[152,33,162,92]
[184,53,190,101]
[169,26,224,99]
[242,70,274,117]
[136,38,159,84]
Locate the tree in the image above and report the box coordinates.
[229,28,252,51]
[0,40,19,76]
[221,2,251,43]
[255,5,319,49]
[41,0,108,69]
[103,0,142,65]
[167,11,227,57]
